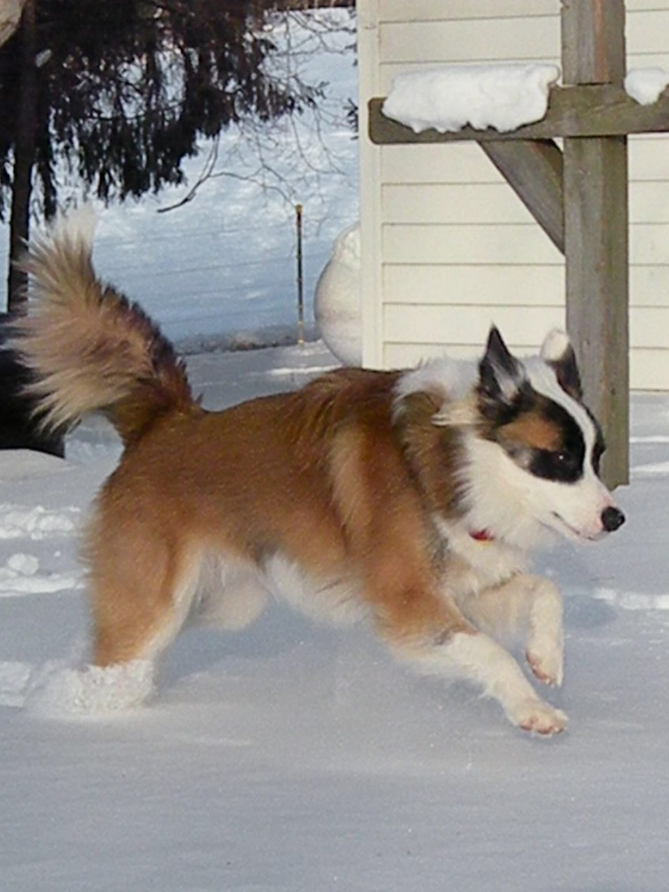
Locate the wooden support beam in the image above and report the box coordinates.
[479,140,564,252]
[562,0,629,488]
[368,85,669,144]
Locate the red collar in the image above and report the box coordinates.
[470,529,495,542]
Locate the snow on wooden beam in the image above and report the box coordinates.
[368,84,669,144]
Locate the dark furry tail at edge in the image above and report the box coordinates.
[9,207,195,446]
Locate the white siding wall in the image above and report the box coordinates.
[358,0,669,389]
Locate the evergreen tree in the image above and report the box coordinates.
[0,0,322,311]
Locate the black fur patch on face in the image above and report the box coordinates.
[525,400,586,482]
[480,384,587,484]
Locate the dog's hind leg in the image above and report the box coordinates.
[461,574,564,687]
[85,512,200,669]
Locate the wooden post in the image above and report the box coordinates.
[561,0,629,487]
[295,203,305,346]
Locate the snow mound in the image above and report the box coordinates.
[0,660,33,707]
[382,63,560,134]
[314,222,361,366]
[0,552,83,596]
[625,68,669,105]
[0,503,79,539]
[25,659,155,718]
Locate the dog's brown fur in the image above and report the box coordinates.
[12,218,476,670]
[85,367,474,666]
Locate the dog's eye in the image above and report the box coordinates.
[551,449,580,478]
[556,450,575,469]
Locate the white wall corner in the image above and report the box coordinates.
[358,0,384,369]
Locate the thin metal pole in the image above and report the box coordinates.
[295,203,304,346]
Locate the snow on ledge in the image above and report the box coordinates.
[624,68,669,105]
[382,63,560,134]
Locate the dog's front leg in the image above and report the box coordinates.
[372,582,567,736]
[413,625,566,735]
[461,574,564,688]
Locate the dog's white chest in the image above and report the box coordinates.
[433,516,527,597]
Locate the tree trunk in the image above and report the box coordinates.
[7,0,37,315]
[1,0,63,456]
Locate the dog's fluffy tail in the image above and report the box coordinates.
[11,207,195,446]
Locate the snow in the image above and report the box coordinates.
[1,343,669,890]
[382,63,560,134]
[314,221,361,365]
[625,67,669,105]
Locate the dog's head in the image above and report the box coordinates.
[458,326,625,546]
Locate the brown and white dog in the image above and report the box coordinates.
[13,211,625,734]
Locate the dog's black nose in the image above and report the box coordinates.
[601,506,625,533]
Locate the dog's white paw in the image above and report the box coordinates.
[508,697,568,736]
[526,645,563,687]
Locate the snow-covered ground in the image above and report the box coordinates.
[1,341,668,891]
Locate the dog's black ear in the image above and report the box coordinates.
[478,326,526,408]
[540,329,583,400]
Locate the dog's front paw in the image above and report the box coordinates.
[526,645,563,687]
[508,697,568,736]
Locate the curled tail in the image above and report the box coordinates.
[10,207,195,446]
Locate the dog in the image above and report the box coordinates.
[11,210,625,735]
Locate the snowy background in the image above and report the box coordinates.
[0,13,359,349]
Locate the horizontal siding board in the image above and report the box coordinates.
[383,304,669,350]
[382,264,564,305]
[630,265,669,304]
[627,51,669,65]
[627,10,669,52]
[383,264,669,308]
[384,223,669,266]
[384,304,565,345]
[629,136,669,180]
[631,225,669,264]
[379,0,558,23]
[380,138,669,186]
[383,224,563,265]
[630,349,669,390]
[380,18,559,65]
[382,177,669,225]
[381,144,504,185]
[628,0,669,10]
[383,183,536,224]
[631,308,669,348]
[631,183,669,223]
